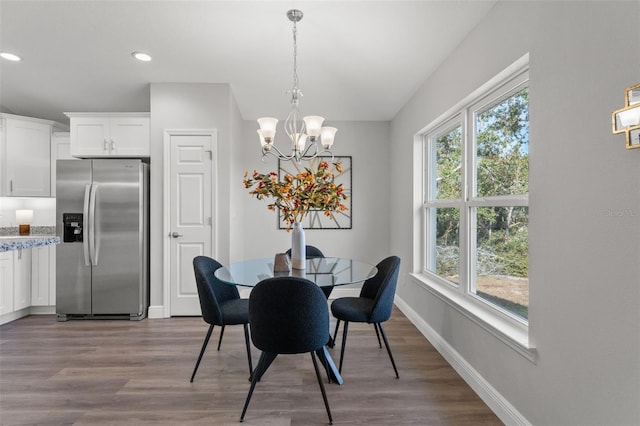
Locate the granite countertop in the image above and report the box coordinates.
[0,227,60,252]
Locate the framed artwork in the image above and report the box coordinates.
[277,156,352,230]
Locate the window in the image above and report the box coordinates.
[423,68,529,325]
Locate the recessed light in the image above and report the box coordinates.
[0,52,22,62]
[132,51,152,62]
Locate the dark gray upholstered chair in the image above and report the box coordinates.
[240,276,333,424]
[285,245,333,298]
[330,255,401,378]
[191,256,253,382]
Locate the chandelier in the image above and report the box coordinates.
[256,9,337,162]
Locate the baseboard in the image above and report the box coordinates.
[30,306,55,315]
[147,305,166,319]
[148,287,360,320]
[0,307,30,325]
[394,296,531,426]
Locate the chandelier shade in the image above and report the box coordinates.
[256,9,337,162]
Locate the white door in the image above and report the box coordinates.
[167,131,216,316]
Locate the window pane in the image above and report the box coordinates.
[435,126,462,200]
[476,88,529,197]
[429,207,460,284]
[474,206,528,319]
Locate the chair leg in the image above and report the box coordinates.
[377,323,399,379]
[243,324,253,375]
[311,352,333,425]
[217,325,226,350]
[373,323,382,348]
[190,324,214,382]
[240,352,278,422]
[338,321,349,374]
[331,319,341,348]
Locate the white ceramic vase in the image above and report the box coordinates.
[291,221,306,270]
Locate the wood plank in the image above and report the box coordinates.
[0,308,502,425]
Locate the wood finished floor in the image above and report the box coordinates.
[0,308,502,425]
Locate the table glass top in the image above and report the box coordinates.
[214,257,377,287]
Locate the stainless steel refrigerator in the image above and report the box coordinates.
[56,159,149,321]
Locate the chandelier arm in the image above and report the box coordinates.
[262,144,296,161]
[299,148,335,162]
[303,149,335,161]
[313,149,335,162]
[298,142,319,160]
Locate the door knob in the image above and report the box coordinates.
[170,232,183,238]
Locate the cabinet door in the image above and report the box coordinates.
[5,118,51,196]
[70,117,111,157]
[109,117,150,156]
[31,246,50,306]
[49,246,56,305]
[13,249,31,311]
[50,132,73,197]
[0,252,14,315]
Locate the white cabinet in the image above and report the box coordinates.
[0,252,13,316]
[50,132,73,197]
[31,246,54,306]
[0,113,54,197]
[66,113,150,157]
[13,249,31,311]
[0,245,56,324]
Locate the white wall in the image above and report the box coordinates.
[149,83,235,308]
[0,197,56,227]
[235,120,391,265]
[391,1,640,425]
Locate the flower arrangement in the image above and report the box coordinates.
[243,160,349,230]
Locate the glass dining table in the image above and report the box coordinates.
[214,256,378,385]
[214,257,378,288]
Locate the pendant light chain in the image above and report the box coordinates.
[291,18,300,100]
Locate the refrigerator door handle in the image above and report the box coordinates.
[88,183,99,266]
[83,184,92,266]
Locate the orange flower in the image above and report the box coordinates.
[243,160,348,230]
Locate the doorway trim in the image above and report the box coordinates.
[162,129,218,318]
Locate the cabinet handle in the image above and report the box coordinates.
[9,179,13,194]
[103,139,109,151]
[111,139,116,152]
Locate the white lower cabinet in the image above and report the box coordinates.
[0,245,56,324]
[0,252,14,316]
[31,246,55,306]
[14,249,32,311]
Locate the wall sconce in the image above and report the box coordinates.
[612,82,640,149]
[16,210,33,235]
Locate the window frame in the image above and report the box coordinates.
[414,56,535,361]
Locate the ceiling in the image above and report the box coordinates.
[0,1,496,126]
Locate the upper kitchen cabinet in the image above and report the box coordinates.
[66,113,150,158]
[0,113,55,197]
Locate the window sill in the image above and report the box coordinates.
[409,272,537,364]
